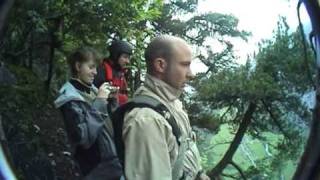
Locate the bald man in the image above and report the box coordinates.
[122,35,210,180]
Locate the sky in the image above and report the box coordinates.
[191,0,311,74]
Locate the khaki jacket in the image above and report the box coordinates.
[123,74,202,180]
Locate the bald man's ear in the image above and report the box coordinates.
[153,57,167,73]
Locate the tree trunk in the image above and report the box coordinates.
[0,0,15,41]
[45,16,63,93]
[0,115,15,171]
[45,32,55,93]
[28,30,33,70]
[293,0,320,179]
[293,94,320,180]
[208,102,256,178]
[134,69,141,92]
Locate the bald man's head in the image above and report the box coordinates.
[144,35,194,90]
[145,35,189,75]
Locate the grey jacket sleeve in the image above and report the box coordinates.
[92,98,109,115]
[60,101,104,148]
[92,98,114,136]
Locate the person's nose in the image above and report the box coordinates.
[187,67,195,80]
[125,57,130,64]
[93,68,97,76]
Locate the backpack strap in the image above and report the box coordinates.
[112,95,182,166]
[130,95,181,145]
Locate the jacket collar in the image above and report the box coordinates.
[54,81,98,108]
[70,78,92,94]
[143,74,182,102]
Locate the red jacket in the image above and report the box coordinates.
[94,60,129,105]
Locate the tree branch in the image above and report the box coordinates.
[221,173,237,179]
[203,141,233,151]
[4,40,51,57]
[220,101,236,121]
[261,100,290,139]
[230,161,247,180]
[208,102,257,178]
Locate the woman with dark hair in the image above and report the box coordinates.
[54,47,123,180]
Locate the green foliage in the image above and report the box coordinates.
[2,0,312,178]
[191,17,313,178]
[1,0,163,90]
[255,18,314,93]
[2,0,250,178]
[0,66,52,179]
[0,64,78,179]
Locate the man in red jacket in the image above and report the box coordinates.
[94,40,133,107]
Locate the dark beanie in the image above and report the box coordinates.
[108,40,133,63]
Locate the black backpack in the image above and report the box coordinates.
[111,95,182,166]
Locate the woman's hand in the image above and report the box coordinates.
[97,82,120,99]
[97,82,112,99]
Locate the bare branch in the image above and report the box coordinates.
[203,141,233,151]
[221,173,237,179]
[230,161,247,180]
[220,101,236,121]
[208,102,256,178]
[261,100,290,139]
[4,40,51,58]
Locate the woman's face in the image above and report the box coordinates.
[76,59,97,85]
